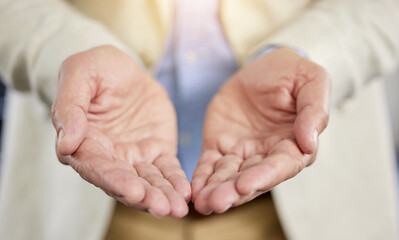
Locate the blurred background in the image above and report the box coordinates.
[0,80,5,167]
[384,62,399,179]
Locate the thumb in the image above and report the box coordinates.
[51,57,96,158]
[52,103,88,157]
[293,66,331,155]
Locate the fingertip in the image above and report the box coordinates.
[170,175,191,202]
[145,187,171,217]
[170,200,189,219]
[148,209,165,219]
[293,117,317,155]
[193,188,212,215]
[191,176,208,202]
[194,202,211,215]
[296,136,315,155]
[56,128,68,156]
[54,104,88,156]
[302,129,317,155]
[236,167,268,195]
[236,175,253,196]
[56,131,81,156]
[153,205,171,218]
[160,185,190,219]
[182,184,192,203]
[208,181,237,213]
[125,182,146,204]
[312,129,319,150]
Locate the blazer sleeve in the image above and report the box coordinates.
[0,0,134,106]
[247,0,399,104]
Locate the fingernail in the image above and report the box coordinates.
[204,210,213,215]
[57,129,64,144]
[313,130,318,147]
[221,204,232,213]
[148,209,163,219]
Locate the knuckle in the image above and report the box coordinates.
[265,161,279,175]
[166,172,186,184]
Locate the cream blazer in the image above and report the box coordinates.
[0,0,399,239]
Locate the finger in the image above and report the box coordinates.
[52,56,97,157]
[207,180,239,213]
[193,182,220,215]
[70,139,146,204]
[136,138,178,164]
[112,195,147,212]
[206,154,242,184]
[193,154,242,214]
[239,155,264,172]
[206,155,271,213]
[135,162,187,218]
[208,180,262,213]
[294,64,331,154]
[141,183,171,218]
[229,139,267,159]
[158,185,188,218]
[236,139,311,195]
[191,150,222,201]
[153,154,191,202]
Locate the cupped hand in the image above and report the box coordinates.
[51,46,190,218]
[192,48,331,214]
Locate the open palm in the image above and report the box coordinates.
[192,48,330,214]
[52,46,190,218]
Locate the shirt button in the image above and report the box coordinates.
[179,131,192,145]
[184,51,197,65]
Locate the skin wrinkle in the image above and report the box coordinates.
[214,155,241,172]
[111,121,166,142]
[230,139,255,159]
[53,45,331,218]
[134,162,187,217]
[239,155,264,171]
[211,96,254,133]
[85,128,114,152]
[88,92,141,131]
[237,77,271,133]
[292,74,309,99]
[191,48,330,214]
[52,46,190,218]
[113,142,141,165]
[247,80,296,125]
[240,79,292,134]
[88,98,176,162]
[192,152,219,185]
[154,162,184,182]
[104,100,173,142]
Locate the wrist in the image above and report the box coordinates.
[249,45,308,63]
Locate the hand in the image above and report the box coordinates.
[51,46,190,218]
[192,48,331,214]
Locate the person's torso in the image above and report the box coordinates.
[67,0,314,70]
